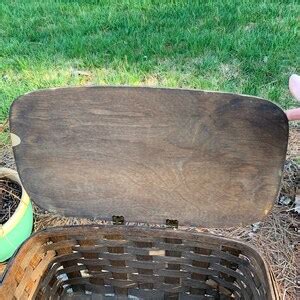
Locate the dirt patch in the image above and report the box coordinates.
[0,177,22,224]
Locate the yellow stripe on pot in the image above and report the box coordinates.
[0,168,31,237]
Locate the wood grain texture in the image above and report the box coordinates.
[9,87,288,227]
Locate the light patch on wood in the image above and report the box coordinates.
[10,133,21,147]
[149,250,165,256]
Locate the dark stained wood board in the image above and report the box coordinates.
[9,87,288,227]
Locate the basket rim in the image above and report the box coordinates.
[0,224,278,300]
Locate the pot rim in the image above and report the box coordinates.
[0,167,30,237]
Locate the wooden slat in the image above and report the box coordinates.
[9,87,288,227]
[0,265,5,277]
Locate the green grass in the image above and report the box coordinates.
[0,0,299,131]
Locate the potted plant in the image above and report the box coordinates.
[0,167,33,262]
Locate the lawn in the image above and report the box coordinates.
[0,0,299,142]
[0,2,299,298]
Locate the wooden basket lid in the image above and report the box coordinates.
[9,87,288,227]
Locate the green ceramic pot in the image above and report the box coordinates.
[0,168,33,262]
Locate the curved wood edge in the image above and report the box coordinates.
[9,86,289,227]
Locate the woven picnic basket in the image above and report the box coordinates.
[0,87,287,299]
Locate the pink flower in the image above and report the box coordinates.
[285,74,300,121]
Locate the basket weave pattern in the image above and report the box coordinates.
[0,226,277,300]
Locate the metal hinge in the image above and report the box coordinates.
[112,215,125,225]
[166,219,178,229]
